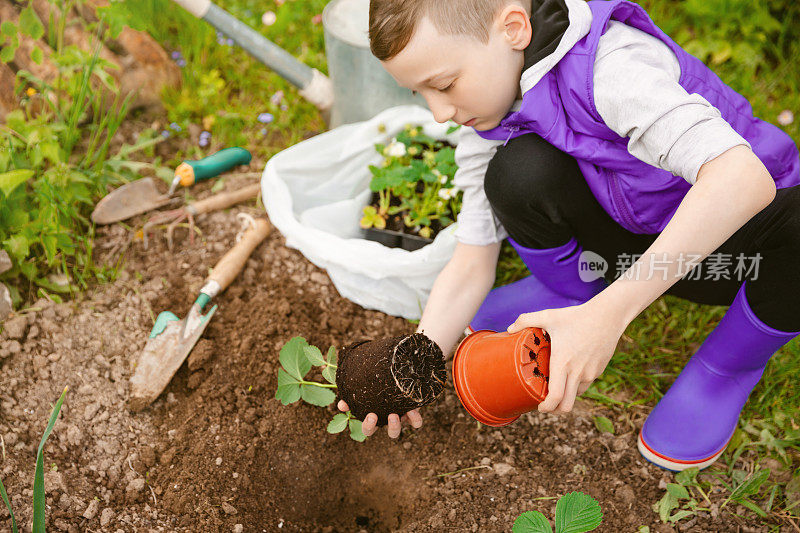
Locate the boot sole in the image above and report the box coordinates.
[637,431,726,471]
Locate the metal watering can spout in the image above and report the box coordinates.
[170,0,334,119]
[171,0,426,128]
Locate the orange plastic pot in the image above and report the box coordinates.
[453,328,551,427]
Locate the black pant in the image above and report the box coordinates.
[483,132,800,332]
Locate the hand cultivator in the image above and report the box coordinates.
[141,182,261,249]
[92,147,253,225]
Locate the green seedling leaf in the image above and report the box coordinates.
[593,416,614,434]
[349,418,367,442]
[322,365,336,385]
[666,483,690,501]
[33,386,67,533]
[279,337,311,380]
[738,499,768,518]
[0,475,18,533]
[327,413,349,434]
[326,346,337,365]
[667,510,694,523]
[655,491,678,523]
[300,384,336,407]
[0,21,15,37]
[275,368,301,405]
[726,468,770,505]
[19,7,44,40]
[30,45,43,65]
[512,511,553,533]
[0,169,34,197]
[555,492,603,533]
[675,467,699,487]
[304,345,326,366]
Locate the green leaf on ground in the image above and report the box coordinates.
[555,492,603,533]
[279,337,311,380]
[303,345,326,366]
[300,384,336,407]
[327,413,349,434]
[349,419,367,442]
[675,467,699,487]
[275,368,301,405]
[326,345,337,366]
[593,416,614,434]
[512,510,553,533]
[19,7,44,40]
[0,169,34,197]
[666,483,690,501]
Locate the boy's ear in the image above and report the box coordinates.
[497,4,533,50]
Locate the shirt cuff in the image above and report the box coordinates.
[667,118,752,184]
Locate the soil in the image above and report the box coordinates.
[0,175,778,532]
[337,334,446,425]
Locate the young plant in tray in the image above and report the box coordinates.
[360,124,462,241]
[274,337,367,442]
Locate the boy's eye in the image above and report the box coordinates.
[440,81,455,92]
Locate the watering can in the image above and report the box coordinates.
[171,0,427,127]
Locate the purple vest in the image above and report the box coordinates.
[478,0,800,234]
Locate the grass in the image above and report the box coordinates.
[121,0,799,528]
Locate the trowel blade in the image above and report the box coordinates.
[91,178,174,225]
[128,305,217,411]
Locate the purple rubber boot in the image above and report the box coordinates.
[468,237,608,333]
[638,282,800,471]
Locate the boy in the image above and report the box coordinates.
[339,0,800,471]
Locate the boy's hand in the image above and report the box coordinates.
[337,400,423,439]
[507,300,627,414]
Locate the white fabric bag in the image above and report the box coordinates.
[261,105,460,319]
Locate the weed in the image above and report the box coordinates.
[513,491,603,532]
[0,386,68,533]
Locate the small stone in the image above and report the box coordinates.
[233,525,244,533]
[125,478,145,497]
[100,508,115,527]
[2,316,27,340]
[615,484,635,506]
[82,499,99,519]
[492,462,516,476]
[216,457,223,466]
[221,501,237,515]
[27,325,39,339]
[84,403,101,421]
[0,251,11,274]
[0,283,11,321]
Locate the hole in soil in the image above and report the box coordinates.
[356,515,370,527]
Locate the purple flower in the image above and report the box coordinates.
[171,51,182,60]
[199,137,209,147]
[257,112,274,124]
[226,38,234,46]
[161,130,170,138]
[270,90,284,106]
[200,130,211,139]
[259,128,268,136]
[176,59,187,68]
[169,122,182,132]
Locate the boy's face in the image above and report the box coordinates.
[382,7,531,131]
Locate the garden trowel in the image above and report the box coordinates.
[91,147,252,224]
[128,217,271,411]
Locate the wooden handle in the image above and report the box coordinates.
[190,183,261,215]
[208,218,271,291]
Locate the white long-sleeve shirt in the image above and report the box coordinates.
[453,2,750,246]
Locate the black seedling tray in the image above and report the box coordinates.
[364,227,433,252]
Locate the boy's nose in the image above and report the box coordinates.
[427,95,456,123]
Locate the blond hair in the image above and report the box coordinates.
[369,0,530,61]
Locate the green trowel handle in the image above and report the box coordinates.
[176,148,253,187]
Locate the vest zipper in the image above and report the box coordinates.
[503,125,520,146]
